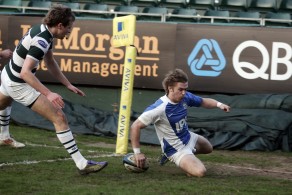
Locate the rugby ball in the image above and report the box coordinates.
[123,153,149,173]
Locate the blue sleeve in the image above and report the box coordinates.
[184,92,202,107]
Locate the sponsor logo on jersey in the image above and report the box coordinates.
[38,40,47,48]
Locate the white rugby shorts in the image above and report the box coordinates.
[0,67,40,107]
[168,131,199,166]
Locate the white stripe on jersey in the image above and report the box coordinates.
[7,24,53,83]
[138,92,202,157]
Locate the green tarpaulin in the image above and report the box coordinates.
[11,93,292,152]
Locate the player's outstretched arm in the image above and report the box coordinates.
[44,50,85,97]
[201,98,230,112]
[66,85,85,97]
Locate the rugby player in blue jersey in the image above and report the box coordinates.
[131,69,230,177]
[0,5,107,175]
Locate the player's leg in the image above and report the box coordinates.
[31,94,108,174]
[0,105,25,148]
[177,134,212,177]
[169,132,207,177]
[169,148,207,177]
[0,89,25,148]
[194,135,213,154]
[179,154,206,177]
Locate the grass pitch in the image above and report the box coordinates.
[0,124,291,195]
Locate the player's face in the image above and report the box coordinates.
[56,22,74,39]
[169,82,188,103]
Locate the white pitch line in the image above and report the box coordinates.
[25,142,63,149]
[1,142,121,167]
[219,164,292,175]
[0,153,118,167]
[25,142,114,153]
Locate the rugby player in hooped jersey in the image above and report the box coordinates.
[130,69,230,177]
[0,49,26,148]
[0,5,107,175]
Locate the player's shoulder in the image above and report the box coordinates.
[183,92,203,106]
[184,91,201,99]
[143,96,167,113]
[30,24,52,41]
[29,24,43,35]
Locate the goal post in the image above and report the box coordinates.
[112,15,137,154]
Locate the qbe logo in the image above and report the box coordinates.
[233,41,292,80]
[187,39,226,77]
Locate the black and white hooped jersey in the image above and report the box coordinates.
[138,92,203,157]
[5,24,53,83]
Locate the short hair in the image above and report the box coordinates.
[43,4,75,27]
[162,69,188,95]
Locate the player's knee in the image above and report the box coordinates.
[54,109,68,125]
[203,141,213,154]
[199,144,213,154]
[188,167,206,178]
[207,145,213,154]
[196,166,206,177]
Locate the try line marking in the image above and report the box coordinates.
[0,153,118,167]
[0,142,119,167]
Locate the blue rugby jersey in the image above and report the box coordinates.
[138,92,203,157]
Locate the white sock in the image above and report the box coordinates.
[0,106,11,139]
[56,129,87,170]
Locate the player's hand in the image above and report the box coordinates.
[67,84,85,97]
[134,153,147,169]
[47,92,65,109]
[0,49,12,59]
[218,103,230,112]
